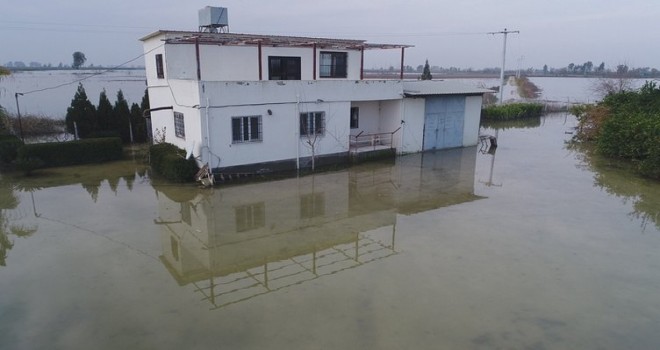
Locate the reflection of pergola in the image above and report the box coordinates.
[192,229,396,310]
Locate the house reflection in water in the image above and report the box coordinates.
[154,147,481,309]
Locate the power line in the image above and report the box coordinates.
[17,44,163,96]
[0,19,154,30]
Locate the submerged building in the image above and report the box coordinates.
[140,6,488,175]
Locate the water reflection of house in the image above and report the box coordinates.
[154,147,481,309]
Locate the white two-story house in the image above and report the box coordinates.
[140,7,488,175]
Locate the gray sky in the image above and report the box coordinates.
[2,0,659,70]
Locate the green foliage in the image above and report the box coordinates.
[576,80,660,179]
[0,105,10,135]
[149,143,199,183]
[130,103,147,143]
[65,83,96,138]
[17,137,123,169]
[96,89,114,133]
[420,59,432,80]
[114,90,131,143]
[481,103,544,120]
[72,51,86,69]
[0,135,24,164]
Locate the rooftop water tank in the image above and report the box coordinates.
[198,6,228,33]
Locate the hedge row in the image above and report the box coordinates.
[482,103,544,120]
[149,143,199,183]
[17,137,123,168]
[0,135,23,164]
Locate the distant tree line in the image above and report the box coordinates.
[366,61,660,79]
[65,83,150,143]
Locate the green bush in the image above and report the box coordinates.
[482,103,544,120]
[0,135,24,164]
[17,137,123,168]
[149,143,199,183]
[577,81,660,180]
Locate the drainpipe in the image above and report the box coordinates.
[142,106,174,118]
[205,97,211,166]
[296,94,300,171]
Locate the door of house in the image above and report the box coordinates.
[423,96,465,150]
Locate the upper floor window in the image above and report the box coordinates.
[155,54,164,79]
[300,112,325,137]
[320,52,347,78]
[268,56,301,80]
[174,111,185,138]
[232,116,262,143]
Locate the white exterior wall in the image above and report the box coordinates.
[350,101,380,136]
[379,100,402,134]
[143,37,169,87]
[204,101,351,168]
[463,95,482,146]
[144,34,364,82]
[148,80,202,152]
[399,98,426,154]
[201,45,260,81]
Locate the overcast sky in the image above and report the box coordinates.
[2,0,659,70]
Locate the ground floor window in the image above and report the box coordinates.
[350,107,359,129]
[235,202,265,232]
[300,112,325,137]
[232,116,262,143]
[174,111,185,138]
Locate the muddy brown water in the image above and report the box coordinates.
[1,114,659,350]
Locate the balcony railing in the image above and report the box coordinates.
[349,127,401,153]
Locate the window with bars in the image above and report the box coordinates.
[319,52,347,78]
[235,202,265,232]
[155,54,164,79]
[174,111,185,138]
[232,116,262,143]
[299,112,325,137]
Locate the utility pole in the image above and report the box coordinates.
[488,28,519,104]
[14,93,25,142]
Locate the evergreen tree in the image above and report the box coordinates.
[421,59,433,80]
[65,83,96,138]
[113,90,131,143]
[96,89,114,135]
[140,89,150,112]
[130,102,147,143]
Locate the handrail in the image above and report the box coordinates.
[350,129,400,151]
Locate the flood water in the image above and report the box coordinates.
[1,114,660,349]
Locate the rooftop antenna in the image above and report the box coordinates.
[198,6,229,33]
[488,28,519,104]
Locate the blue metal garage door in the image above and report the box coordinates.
[423,96,465,150]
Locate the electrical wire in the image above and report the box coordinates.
[17,43,164,96]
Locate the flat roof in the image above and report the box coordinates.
[140,30,413,50]
[403,80,492,96]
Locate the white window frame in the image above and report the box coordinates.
[173,111,185,139]
[232,115,263,143]
[299,112,325,137]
